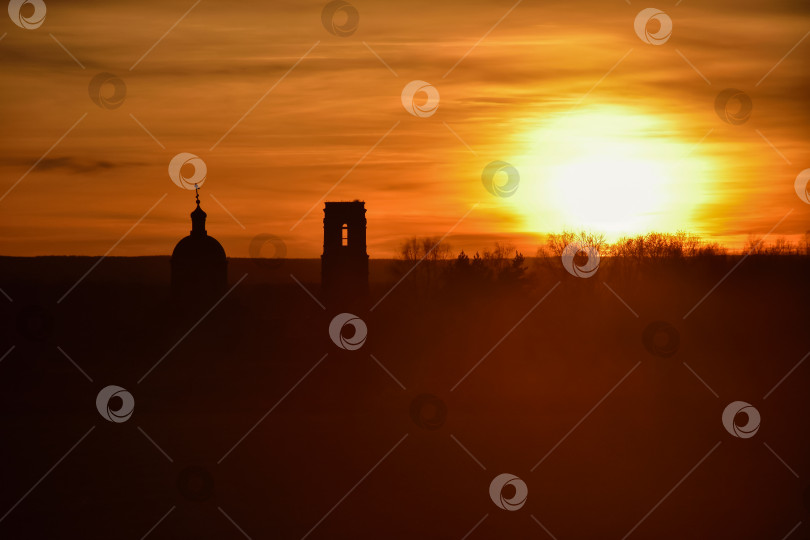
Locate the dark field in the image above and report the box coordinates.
[0,255,808,539]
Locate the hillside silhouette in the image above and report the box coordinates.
[0,233,808,539]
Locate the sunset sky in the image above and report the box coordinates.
[0,0,808,257]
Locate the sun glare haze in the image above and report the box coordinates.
[511,106,718,240]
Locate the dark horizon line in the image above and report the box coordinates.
[2,253,808,260]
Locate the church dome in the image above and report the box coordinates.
[172,233,226,261]
[171,200,226,261]
[171,195,228,299]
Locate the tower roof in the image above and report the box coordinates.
[324,200,365,208]
[190,200,206,235]
[172,195,226,262]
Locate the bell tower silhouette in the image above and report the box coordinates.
[321,201,369,303]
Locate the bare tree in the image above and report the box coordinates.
[398,236,452,262]
[611,231,723,259]
[539,230,606,257]
[744,234,765,255]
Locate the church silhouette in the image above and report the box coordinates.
[170,190,227,299]
[169,195,370,304]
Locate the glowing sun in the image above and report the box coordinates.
[507,105,717,239]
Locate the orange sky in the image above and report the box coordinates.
[0,0,808,257]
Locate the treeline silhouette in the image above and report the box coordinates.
[399,230,809,264]
[390,230,810,298]
[537,230,809,258]
[539,230,727,259]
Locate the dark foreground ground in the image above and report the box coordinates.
[0,255,808,539]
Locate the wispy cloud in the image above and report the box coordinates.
[0,0,807,256]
